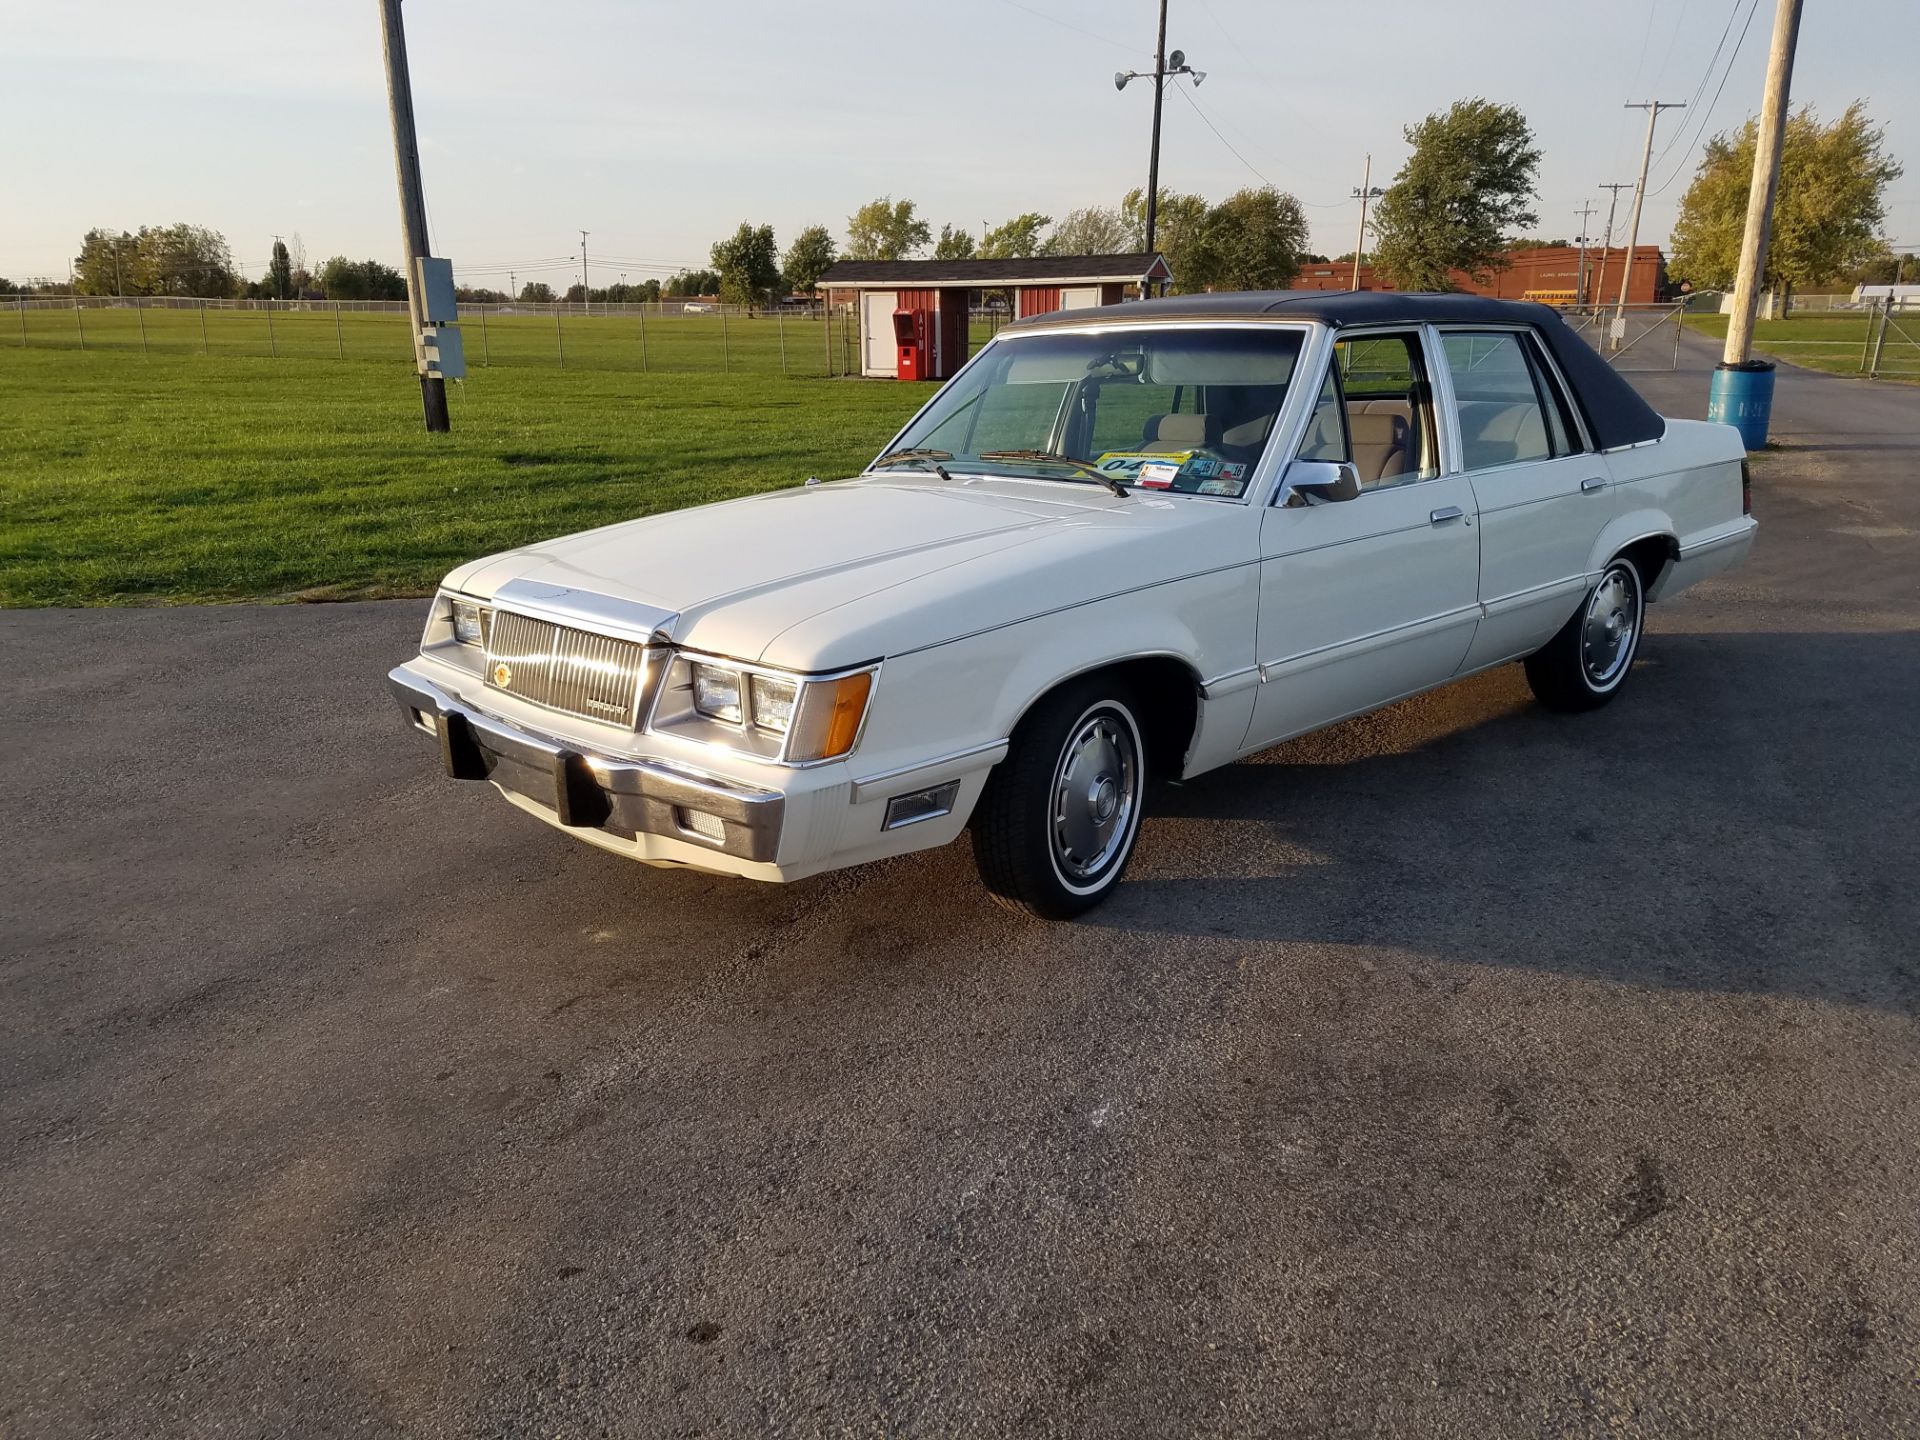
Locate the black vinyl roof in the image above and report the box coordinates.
[818,253,1170,286]
[1003,290,1667,450]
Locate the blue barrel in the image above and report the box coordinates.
[1708,360,1775,450]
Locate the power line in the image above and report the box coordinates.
[991,0,1147,56]
[1171,83,1347,207]
[1649,0,1765,195]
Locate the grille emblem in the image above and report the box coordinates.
[492,661,513,687]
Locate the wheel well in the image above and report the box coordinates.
[1025,657,1201,781]
[1616,534,1677,596]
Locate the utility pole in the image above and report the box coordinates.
[509,270,516,302]
[272,232,285,300]
[1722,0,1804,367]
[1574,200,1597,304]
[1615,100,1686,327]
[1351,154,1384,291]
[580,229,590,315]
[1710,0,1803,449]
[377,0,450,433]
[1590,182,1632,313]
[1113,0,1203,290]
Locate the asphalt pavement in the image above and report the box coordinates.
[4,336,1919,1437]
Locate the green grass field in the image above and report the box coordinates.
[0,346,931,607]
[1682,310,1920,381]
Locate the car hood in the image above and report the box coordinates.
[443,474,1250,671]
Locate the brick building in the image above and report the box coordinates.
[1291,245,1668,305]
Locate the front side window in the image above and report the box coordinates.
[1441,330,1582,471]
[879,326,1306,499]
[1294,331,1438,489]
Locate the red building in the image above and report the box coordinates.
[1291,245,1668,305]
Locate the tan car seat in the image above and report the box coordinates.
[1349,411,1410,486]
[1140,414,1215,452]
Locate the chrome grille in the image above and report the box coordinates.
[484,610,649,727]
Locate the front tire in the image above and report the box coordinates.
[1524,555,1645,712]
[971,678,1147,919]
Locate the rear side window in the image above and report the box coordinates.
[1441,331,1582,471]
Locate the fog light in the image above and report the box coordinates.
[677,807,726,844]
[884,780,960,831]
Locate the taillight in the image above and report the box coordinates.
[1740,459,1752,516]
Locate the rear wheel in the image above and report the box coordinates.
[1524,555,1645,712]
[971,678,1146,919]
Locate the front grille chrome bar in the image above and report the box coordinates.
[484,610,649,727]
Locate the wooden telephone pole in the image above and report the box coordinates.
[378,0,449,433]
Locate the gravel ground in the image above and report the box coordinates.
[4,337,1918,1437]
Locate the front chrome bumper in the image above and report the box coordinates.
[387,668,785,863]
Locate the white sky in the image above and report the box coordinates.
[2,0,1915,286]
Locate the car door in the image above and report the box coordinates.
[1436,327,1621,671]
[1245,329,1482,750]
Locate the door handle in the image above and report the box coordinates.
[1580,476,1607,493]
[1429,505,1465,525]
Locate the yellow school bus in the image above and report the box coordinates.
[1523,289,1578,308]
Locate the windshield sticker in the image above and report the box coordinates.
[1185,456,1221,478]
[1196,476,1240,496]
[1137,461,1180,489]
[1095,450,1191,480]
[1220,461,1248,482]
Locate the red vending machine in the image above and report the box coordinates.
[893,308,929,381]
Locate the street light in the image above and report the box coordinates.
[1114,2,1206,270]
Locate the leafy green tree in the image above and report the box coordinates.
[665,268,720,297]
[317,256,407,301]
[1370,99,1541,291]
[267,239,292,300]
[978,213,1052,260]
[0,277,20,295]
[1670,102,1903,294]
[1188,187,1309,291]
[933,224,977,260]
[127,224,239,297]
[73,229,137,295]
[782,224,836,296]
[518,281,557,303]
[710,222,782,310]
[845,196,931,261]
[1046,205,1138,255]
[1122,187,1210,291]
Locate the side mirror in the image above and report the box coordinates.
[1287,459,1362,504]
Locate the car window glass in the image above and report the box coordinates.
[1295,332,1436,489]
[1441,332,1556,471]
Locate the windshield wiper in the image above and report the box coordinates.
[872,447,953,481]
[976,449,1128,499]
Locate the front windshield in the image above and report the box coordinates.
[875,325,1306,499]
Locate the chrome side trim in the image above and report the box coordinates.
[1481,574,1590,619]
[848,739,1009,805]
[1199,664,1261,699]
[1257,603,1481,682]
[1678,517,1758,558]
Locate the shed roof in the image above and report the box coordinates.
[818,253,1170,287]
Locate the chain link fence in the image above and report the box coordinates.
[4,295,906,378]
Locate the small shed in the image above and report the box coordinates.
[818,253,1172,380]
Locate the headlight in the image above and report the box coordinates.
[450,599,487,646]
[691,663,743,723]
[748,674,797,733]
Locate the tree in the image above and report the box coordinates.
[710,222,782,310]
[127,224,239,297]
[268,239,292,300]
[1187,187,1309,291]
[978,213,1052,260]
[1369,99,1541,291]
[933,224,977,260]
[782,224,836,296]
[845,196,930,261]
[73,229,138,295]
[664,268,720,297]
[316,256,407,301]
[1122,187,1211,291]
[1047,205,1138,255]
[1669,102,1903,295]
[519,281,557,303]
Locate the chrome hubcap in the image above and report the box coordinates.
[1582,566,1638,687]
[1052,712,1137,881]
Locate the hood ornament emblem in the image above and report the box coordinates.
[492,661,512,687]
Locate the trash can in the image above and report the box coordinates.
[1708,360,1775,451]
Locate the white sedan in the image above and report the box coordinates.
[389,292,1756,918]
